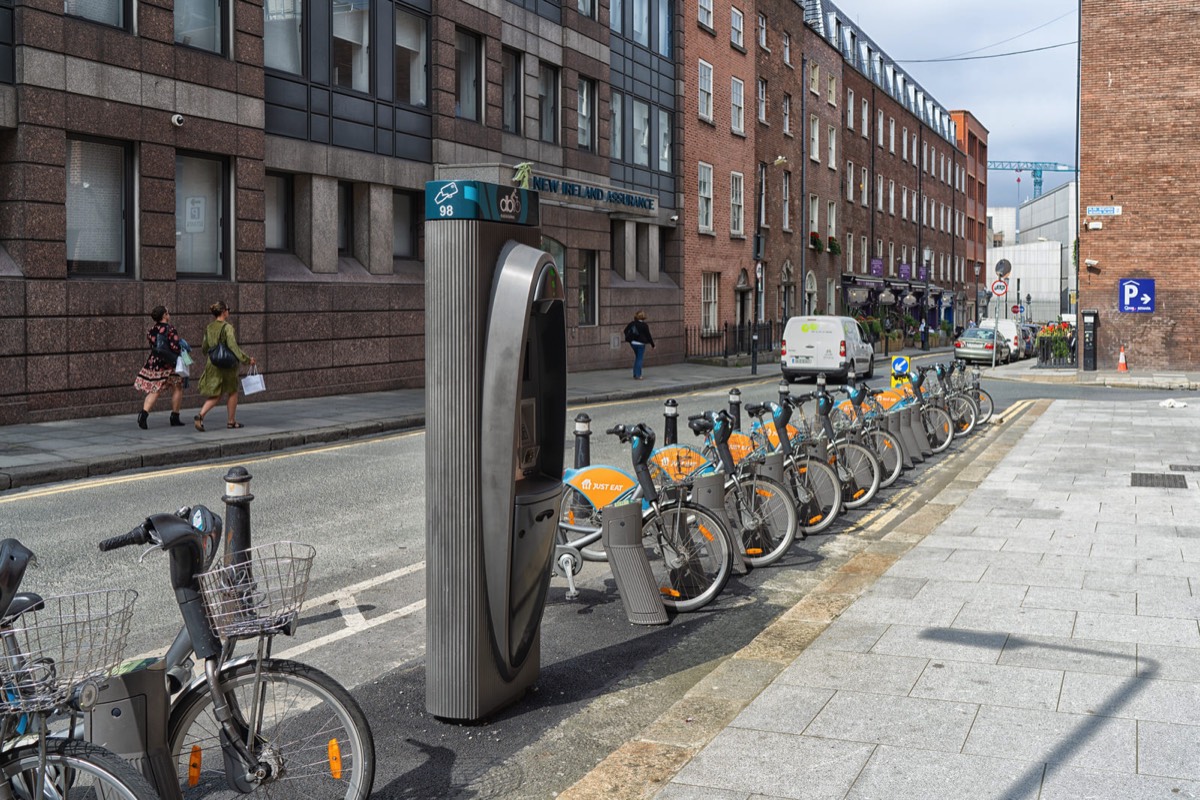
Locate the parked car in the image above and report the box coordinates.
[780,315,875,383]
[978,319,1025,361]
[954,327,1012,364]
[1020,325,1039,358]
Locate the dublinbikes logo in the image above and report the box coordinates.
[498,188,522,219]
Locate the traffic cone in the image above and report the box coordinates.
[1118,345,1128,372]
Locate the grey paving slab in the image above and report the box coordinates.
[863,576,926,599]
[726,683,834,734]
[1134,591,1200,620]
[912,580,1029,607]
[774,650,929,696]
[1039,764,1200,800]
[845,746,1043,800]
[915,534,1008,551]
[981,565,1085,589]
[871,624,1007,664]
[803,691,978,752]
[669,729,875,800]
[952,603,1078,637]
[1001,537,1094,556]
[1021,586,1136,615]
[810,621,890,653]
[996,634,1138,678]
[1137,644,1200,681]
[884,559,987,582]
[963,704,1137,773]
[1073,610,1200,648]
[1137,558,1200,577]
[1058,672,1200,726]
[1137,720,1200,782]
[656,785,750,800]
[1082,572,1192,595]
[1092,541,1183,562]
[837,595,965,627]
[909,659,1063,711]
[943,549,1044,569]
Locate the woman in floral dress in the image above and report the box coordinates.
[134,305,184,429]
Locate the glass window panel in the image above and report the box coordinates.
[502,49,522,133]
[66,0,123,28]
[538,62,558,143]
[730,78,743,133]
[578,0,593,18]
[176,0,222,52]
[632,99,649,166]
[632,0,648,45]
[730,8,742,47]
[698,60,713,120]
[332,0,370,92]
[697,0,711,27]
[610,0,622,32]
[393,192,421,257]
[577,78,594,150]
[657,0,670,55]
[66,138,126,274]
[611,91,623,160]
[455,30,481,120]
[264,0,301,73]
[175,154,224,275]
[578,250,598,326]
[657,108,670,171]
[730,172,743,235]
[698,162,712,231]
[394,10,427,106]
[264,173,289,250]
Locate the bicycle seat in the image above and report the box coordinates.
[687,415,713,435]
[744,402,770,417]
[2,592,44,622]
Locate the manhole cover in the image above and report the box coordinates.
[1170,465,1200,472]
[1131,473,1188,489]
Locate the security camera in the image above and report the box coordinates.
[1084,259,1098,267]
[669,215,679,222]
[170,114,184,127]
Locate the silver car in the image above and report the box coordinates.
[954,327,1012,364]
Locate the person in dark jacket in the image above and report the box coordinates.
[623,310,655,380]
[134,306,184,429]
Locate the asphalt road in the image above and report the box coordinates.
[0,367,1173,798]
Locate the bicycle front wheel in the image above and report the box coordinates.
[643,501,733,612]
[863,429,904,489]
[168,659,376,799]
[833,442,882,509]
[1,739,159,799]
[922,407,954,454]
[785,456,842,535]
[974,389,995,424]
[946,396,977,437]
[725,473,797,567]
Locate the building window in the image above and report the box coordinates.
[578,250,598,326]
[758,162,767,226]
[827,75,836,104]
[176,0,224,53]
[888,179,894,214]
[730,7,743,47]
[875,175,883,210]
[632,98,650,166]
[393,190,422,258]
[757,13,766,48]
[783,31,790,64]
[610,0,622,32]
[901,128,908,161]
[876,109,883,145]
[846,230,853,268]
[782,93,790,134]
[395,9,428,107]
[697,0,712,28]
[455,30,482,121]
[847,89,854,128]
[611,91,624,159]
[502,48,522,133]
[698,162,713,232]
[264,0,301,73]
[901,186,908,219]
[888,242,894,275]
[846,160,854,203]
[332,0,369,91]
[861,98,868,138]
[658,109,671,171]
[577,77,596,150]
[827,124,836,167]
[730,172,744,236]
[175,152,228,276]
[657,0,670,55]
[888,117,895,152]
[860,235,867,271]
[632,0,648,45]
[264,172,291,251]
[702,272,719,332]
[782,170,790,230]
[578,0,594,17]
[537,62,559,143]
[66,136,130,275]
[698,60,713,121]
[860,167,868,207]
[808,194,818,236]
[808,61,818,93]
[809,114,818,160]
[67,0,126,28]
[730,78,744,134]
[757,79,767,122]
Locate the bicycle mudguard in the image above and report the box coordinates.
[563,466,637,510]
[649,444,709,482]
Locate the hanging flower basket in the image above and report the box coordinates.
[827,236,841,256]
[809,232,824,253]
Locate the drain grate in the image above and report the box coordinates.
[1131,473,1188,489]
[1170,465,1200,472]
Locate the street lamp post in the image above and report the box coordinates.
[921,246,932,351]
[973,263,981,323]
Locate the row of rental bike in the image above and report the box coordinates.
[554,360,995,613]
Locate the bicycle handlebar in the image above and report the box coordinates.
[99,523,151,552]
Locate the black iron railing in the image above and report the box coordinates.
[686,321,780,359]
[1036,337,1077,367]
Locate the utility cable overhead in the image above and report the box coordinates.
[936,9,1076,60]
[897,41,1076,64]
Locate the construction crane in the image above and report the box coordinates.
[987,161,1075,199]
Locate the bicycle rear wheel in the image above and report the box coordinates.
[974,389,995,424]
[946,395,978,437]
[922,407,954,454]
[168,659,375,799]
[559,486,607,560]
[725,473,797,567]
[833,442,882,509]
[642,500,733,612]
[1,739,159,800]
[784,456,842,535]
[863,429,904,489]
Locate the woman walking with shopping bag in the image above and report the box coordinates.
[134,305,185,429]
[193,300,256,431]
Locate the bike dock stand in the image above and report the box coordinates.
[909,408,934,457]
[898,408,927,463]
[601,502,669,625]
[886,412,917,470]
[754,452,786,483]
[691,473,749,575]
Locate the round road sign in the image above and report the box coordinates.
[996,258,1012,277]
[991,279,1008,297]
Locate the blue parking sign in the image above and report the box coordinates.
[1119,279,1155,313]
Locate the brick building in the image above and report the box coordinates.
[951,109,989,321]
[1078,0,1191,370]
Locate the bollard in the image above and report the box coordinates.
[728,388,742,430]
[601,501,669,625]
[691,472,748,575]
[751,328,759,375]
[778,380,791,405]
[222,466,253,566]
[663,399,679,446]
[573,413,592,469]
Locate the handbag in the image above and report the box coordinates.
[207,324,238,369]
[240,366,265,396]
[151,330,176,362]
[174,355,190,378]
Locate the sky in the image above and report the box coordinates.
[830,0,1079,210]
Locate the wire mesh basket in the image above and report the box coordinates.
[197,542,316,639]
[0,589,137,714]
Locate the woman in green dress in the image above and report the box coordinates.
[193,300,256,432]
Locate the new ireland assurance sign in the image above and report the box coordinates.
[529,174,657,217]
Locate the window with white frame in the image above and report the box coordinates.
[781,170,791,230]
[827,75,836,104]
[901,186,908,219]
[860,167,868,207]
[902,245,907,268]
[875,238,882,258]
[757,79,767,122]
[698,60,713,121]
[782,93,790,134]
[757,12,766,47]
[827,124,836,167]
[901,127,908,161]
[826,200,835,238]
[888,241,894,274]
[860,235,867,271]
[809,114,818,160]
[912,135,918,164]
[698,162,713,232]
[888,179,894,214]
[698,0,711,27]
[888,117,895,152]
[632,98,649,166]
[577,77,595,151]
[808,193,818,236]
[847,89,854,128]
[875,175,883,210]
[702,272,719,332]
[783,31,790,64]
[861,98,868,137]
[758,162,767,226]
[730,172,744,235]
[658,108,671,171]
[846,231,854,268]
[731,78,744,134]
[922,142,928,170]
[846,160,854,202]
[730,7,743,47]
[809,62,819,93]
[876,109,883,145]
[66,136,130,274]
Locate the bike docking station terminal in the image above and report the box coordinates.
[423,179,567,721]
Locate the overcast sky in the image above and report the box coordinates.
[830,0,1079,210]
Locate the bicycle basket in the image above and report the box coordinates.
[0,589,137,714]
[197,542,315,638]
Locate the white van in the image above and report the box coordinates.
[978,318,1023,361]
[780,316,875,383]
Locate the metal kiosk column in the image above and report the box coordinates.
[424,180,566,721]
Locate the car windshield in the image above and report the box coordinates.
[960,329,997,341]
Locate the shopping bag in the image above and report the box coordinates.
[175,355,191,377]
[240,366,265,396]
